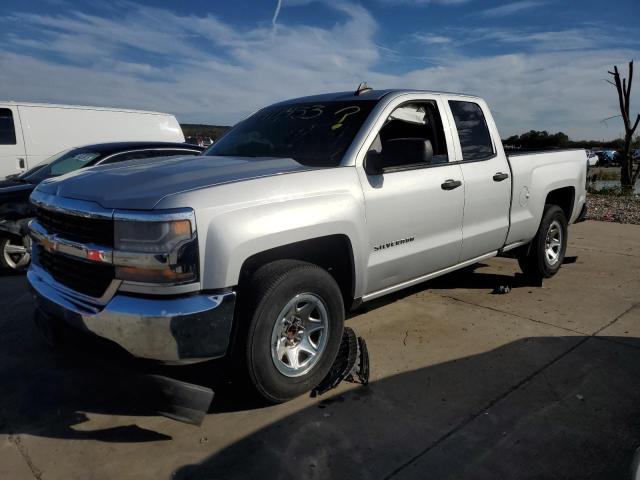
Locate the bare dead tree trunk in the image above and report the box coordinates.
[608,61,640,192]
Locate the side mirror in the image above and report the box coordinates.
[364,150,384,175]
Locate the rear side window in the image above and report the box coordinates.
[448,101,494,161]
[0,108,17,145]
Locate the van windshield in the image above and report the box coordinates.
[204,101,377,167]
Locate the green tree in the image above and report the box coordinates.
[504,130,569,150]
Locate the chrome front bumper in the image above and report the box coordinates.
[28,263,236,363]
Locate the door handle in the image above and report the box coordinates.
[18,158,25,169]
[493,172,509,182]
[441,179,462,190]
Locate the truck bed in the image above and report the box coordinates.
[505,149,588,246]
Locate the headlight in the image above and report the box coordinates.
[113,218,199,285]
[115,220,191,253]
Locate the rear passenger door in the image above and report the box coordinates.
[445,98,511,261]
[0,106,26,178]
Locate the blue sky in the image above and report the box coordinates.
[1,0,639,139]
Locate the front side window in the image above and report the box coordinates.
[205,101,377,167]
[367,100,449,170]
[449,101,494,161]
[0,108,17,145]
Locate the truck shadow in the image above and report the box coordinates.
[350,256,578,317]
[349,262,546,318]
[0,289,229,442]
[174,334,640,480]
[0,257,580,445]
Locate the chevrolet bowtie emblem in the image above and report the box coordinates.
[41,236,57,253]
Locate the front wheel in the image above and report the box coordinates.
[242,260,344,403]
[518,204,568,279]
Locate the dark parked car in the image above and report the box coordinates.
[0,141,204,270]
[594,150,620,167]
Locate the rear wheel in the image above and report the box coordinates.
[242,260,344,403]
[518,204,567,279]
[0,234,31,271]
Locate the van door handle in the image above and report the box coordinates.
[18,158,25,169]
[493,172,509,182]
[441,179,462,190]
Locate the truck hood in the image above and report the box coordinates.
[35,155,315,210]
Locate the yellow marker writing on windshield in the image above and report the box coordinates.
[331,106,361,130]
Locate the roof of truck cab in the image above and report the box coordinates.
[276,89,480,105]
[0,101,171,115]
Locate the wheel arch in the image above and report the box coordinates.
[238,234,356,310]
[545,186,575,220]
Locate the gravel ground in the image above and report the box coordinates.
[586,194,640,224]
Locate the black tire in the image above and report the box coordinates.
[0,237,10,270]
[518,204,568,279]
[242,260,344,403]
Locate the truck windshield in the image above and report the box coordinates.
[204,100,377,167]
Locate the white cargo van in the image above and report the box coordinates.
[0,102,185,178]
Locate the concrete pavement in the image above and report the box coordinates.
[1,220,639,479]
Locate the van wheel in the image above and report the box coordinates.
[0,234,31,271]
[518,204,567,279]
[242,260,344,403]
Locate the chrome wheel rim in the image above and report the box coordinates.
[545,220,562,266]
[3,235,31,270]
[270,293,329,377]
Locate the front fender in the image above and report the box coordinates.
[156,168,368,297]
[204,193,366,294]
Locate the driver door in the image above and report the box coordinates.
[357,96,465,297]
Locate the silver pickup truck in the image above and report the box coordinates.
[27,88,588,402]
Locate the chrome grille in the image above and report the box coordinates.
[36,207,114,247]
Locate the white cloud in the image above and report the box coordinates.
[413,33,452,45]
[396,49,640,140]
[479,1,546,18]
[426,25,632,52]
[0,3,381,123]
[0,2,638,140]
